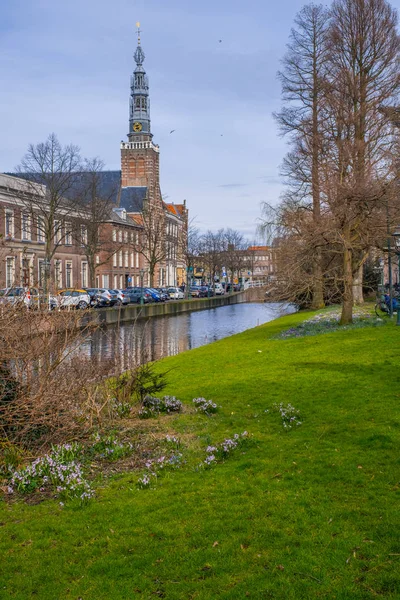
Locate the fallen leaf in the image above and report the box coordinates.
[277,564,285,571]
[213,541,219,547]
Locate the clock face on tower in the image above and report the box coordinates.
[133,122,143,132]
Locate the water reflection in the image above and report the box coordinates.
[80,303,295,369]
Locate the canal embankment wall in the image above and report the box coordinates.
[82,292,246,327]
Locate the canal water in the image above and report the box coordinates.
[80,302,295,369]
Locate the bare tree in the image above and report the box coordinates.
[274,3,330,308]
[135,200,166,287]
[74,158,120,287]
[200,229,225,292]
[223,229,246,291]
[324,0,400,323]
[15,133,82,292]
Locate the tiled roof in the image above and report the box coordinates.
[8,170,147,213]
[119,186,147,213]
[248,246,270,251]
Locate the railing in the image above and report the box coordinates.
[244,280,267,289]
[120,141,160,152]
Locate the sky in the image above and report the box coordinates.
[1,0,399,240]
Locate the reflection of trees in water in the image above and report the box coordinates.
[83,315,190,369]
[80,304,294,368]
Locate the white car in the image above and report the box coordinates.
[57,289,91,309]
[214,283,225,295]
[167,287,185,300]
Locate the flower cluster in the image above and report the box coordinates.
[109,397,132,418]
[275,307,382,340]
[203,432,249,468]
[272,402,302,429]
[91,433,134,461]
[7,443,93,503]
[193,397,219,415]
[138,395,182,419]
[137,452,183,489]
[164,435,181,449]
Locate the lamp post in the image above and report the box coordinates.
[393,231,400,325]
[140,269,145,305]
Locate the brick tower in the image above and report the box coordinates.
[120,24,161,209]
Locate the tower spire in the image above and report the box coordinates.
[136,21,141,46]
[128,24,152,140]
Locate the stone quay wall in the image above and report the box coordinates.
[82,292,246,327]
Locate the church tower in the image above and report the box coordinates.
[121,23,160,194]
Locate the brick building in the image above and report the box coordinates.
[0,27,188,290]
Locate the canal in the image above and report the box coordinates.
[80,302,295,369]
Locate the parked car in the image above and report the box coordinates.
[155,288,170,302]
[145,288,163,302]
[123,287,152,304]
[190,286,208,298]
[86,288,108,308]
[0,287,57,309]
[112,289,130,306]
[214,283,225,295]
[56,289,91,309]
[199,285,213,297]
[168,287,185,300]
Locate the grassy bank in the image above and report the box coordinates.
[1,308,399,599]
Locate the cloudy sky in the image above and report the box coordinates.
[1,0,399,239]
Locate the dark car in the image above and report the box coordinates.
[123,288,152,304]
[145,288,163,302]
[199,286,213,297]
[155,288,170,301]
[190,286,207,298]
[86,288,111,307]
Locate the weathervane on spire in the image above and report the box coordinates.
[136,22,141,46]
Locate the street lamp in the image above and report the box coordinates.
[140,269,145,305]
[393,230,400,326]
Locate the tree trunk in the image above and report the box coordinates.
[340,244,353,325]
[311,249,324,309]
[352,264,364,305]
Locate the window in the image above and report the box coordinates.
[131,252,134,268]
[124,250,129,268]
[114,274,118,289]
[124,231,128,243]
[54,220,62,244]
[5,257,15,287]
[112,229,116,242]
[65,222,72,245]
[80,225,87,246]
[102,274,109,288]
[130,232,134,243]
[65,261,73,288]
[135,253,139,268]
[21,214,31,241]
[118,231,122,243]
[5,210,14,238]
[55,260,62,289]
[37,216,45,243]
[96,255,100,264]
[81,262,88,288]
[120,275,124,289]
[113,252,117,267]
[119,250,123,268]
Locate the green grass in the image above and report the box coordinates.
[1,308,400,599]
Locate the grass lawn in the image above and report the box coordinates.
[1,308,399,599]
